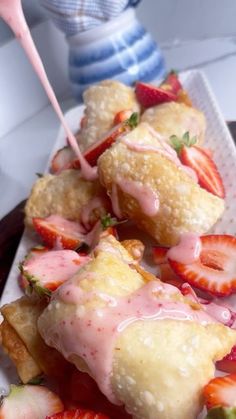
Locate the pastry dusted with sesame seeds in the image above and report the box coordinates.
[98,122,224,246]
[79,80,140,151]
[25,169,108,227]
[38,235,236,419]
[141,101,206,144]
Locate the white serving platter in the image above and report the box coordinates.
[0,70,236,416]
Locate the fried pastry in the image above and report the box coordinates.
[0,296,68,381]
[141,101,206,144]
[79,80,140,151]
[98,122,224,246]
[38,235,236,419]
[25,169,108,227]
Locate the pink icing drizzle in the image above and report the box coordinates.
[116,177,159,217]
[43,279,215,404]
[122,125,198,182]
[0,0,97,181]
[111,184,122,219]
[167,233,202,264]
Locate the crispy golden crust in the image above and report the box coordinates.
[1,297,68,379]
[0,320,41,383]
[98,123,224,246]
[121,239,145,262]
[24,169,107,227]
[38,236,236,419]
[141,101,206,144]
[80,80,140,150]
[112,320,236,419]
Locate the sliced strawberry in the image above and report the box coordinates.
[152,246,168,264]
[179,145,225,198]
[46,409,109,419]
[113,109,133,125]
[203,374,236,409]
[83,123,130,167]
[33,215,86,250]
[161,70,183,94]
[217,346,236,374]
[158,263,184,288]
[169,235,236,297]
[135,81,177,108]
[0,384,63,419]
[20,249,90,293]
[51,146,75,174]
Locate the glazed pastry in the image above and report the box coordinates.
[141,101,206,144]
[0,296,68,383]
[79,80,140,151]
[98,122,224,246]
[25,169,109,227]
[38,235,236,419]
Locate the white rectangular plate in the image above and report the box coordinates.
[1,70,236,410]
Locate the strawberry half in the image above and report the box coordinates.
[180,145,225,198]
[51,146,75,174]
[20,249,90,293]
[0,384,63,419]
[169,235,236,297]
[152,246,168,264]
[217,345,236,374]
[203,374,236,410]
[161,70,183,95]
[33,215,86,250]
[113,109,133,125]
[50,113,139,173]
[46,409,109,419]
[135,81,177,108]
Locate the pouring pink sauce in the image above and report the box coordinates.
[167,233,202,264]
[41,279,215,404]
[0,0,97,181]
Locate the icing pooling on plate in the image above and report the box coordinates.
[0,0,97,181]
[40,279,215,404]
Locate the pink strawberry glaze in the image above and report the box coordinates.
[122,130,198,182]
[116,177,159,217]
[46,215,86,237]
[111,184,123,219]
[181,284,233,326]
[167,233,202,264]
[24,250,89,286]
[0,0,97,181]
[42,279,215,404]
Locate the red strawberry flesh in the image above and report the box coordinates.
[180,145,225,198]
[217,345,236,374]
[169,235,236,297]
[33,215,86,250]
[203,374,236,409]
[135,81,177,108]
[152,246,168,264]
[46,409,109,418]
[161,71,183,94]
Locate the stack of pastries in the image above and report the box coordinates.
[1,75,236,419]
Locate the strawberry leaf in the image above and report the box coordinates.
[170,131,197,154]
[101,213,127,230]
[125,112,139,129]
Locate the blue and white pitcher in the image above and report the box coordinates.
[41,0,166,101]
